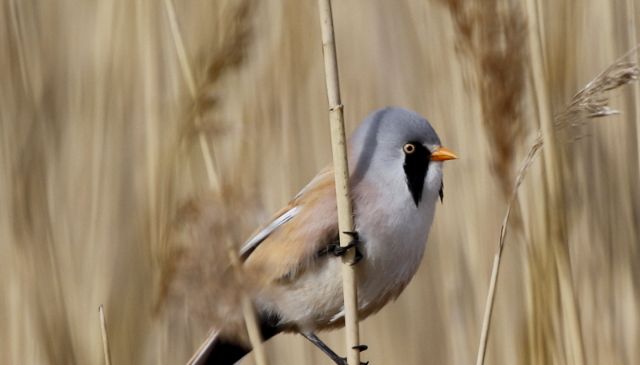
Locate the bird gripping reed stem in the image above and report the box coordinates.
[317,1,361,365]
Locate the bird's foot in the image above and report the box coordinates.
[302,332,368,365]
[327,231,363,265]
[352,344,369,352]
[334,345,369,365]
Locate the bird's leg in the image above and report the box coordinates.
[301,332,368,365]
[327,231,364,265]
[301,333,345,365]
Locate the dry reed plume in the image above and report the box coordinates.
[156,0,256,315]
[439,0,528,197]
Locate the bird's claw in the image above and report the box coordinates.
[328,231,363,265]
[352,344,368,352]
[335,343,369,365]
[302,331,368,365]
[339,345,369,365]
[344,231,364,265]
[343,230,359,240]
[328,241,356,256]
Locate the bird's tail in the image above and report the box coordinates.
[186,330,249,365]
[186,314,282,365]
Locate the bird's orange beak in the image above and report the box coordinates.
[431,146,458,161]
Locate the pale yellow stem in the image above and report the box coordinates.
[163,0,220,192]
[317,1,361,365]
[525,0,585,363]
[99,305,112,365]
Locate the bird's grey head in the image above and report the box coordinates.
[350,107,455,207]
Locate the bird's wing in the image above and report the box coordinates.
[239,205,302,260]
[241,167,338,283]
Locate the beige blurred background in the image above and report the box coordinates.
[1,0,639,364]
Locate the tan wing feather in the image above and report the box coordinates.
[243,167,338,283]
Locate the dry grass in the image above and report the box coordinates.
[1,1,640,365]
[439,0,528,197]
[477,48,639,365]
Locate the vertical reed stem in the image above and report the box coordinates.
[525,0,585,363]
[99,305,113,365]
[317,1,361,365]
[475,135,543,365]
[163,0,221,192]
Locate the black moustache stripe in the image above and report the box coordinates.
[403,142,430,207]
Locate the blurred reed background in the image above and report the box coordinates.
[1,0,639,364]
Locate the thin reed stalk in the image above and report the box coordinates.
[475,134,543,365]
[99,305,112,365]
[162,1,266,364]
[185,329,219,365]
[163,0,220,192]
[317,1,361,365]
[525,1,584,363]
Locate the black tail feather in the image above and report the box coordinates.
[195,312,282,365]
[202,338,251,365]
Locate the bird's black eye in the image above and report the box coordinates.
[403,143,416,154]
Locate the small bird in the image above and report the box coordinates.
[188,107,457,365]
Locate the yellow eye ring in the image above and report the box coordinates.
[403,143,416,154]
